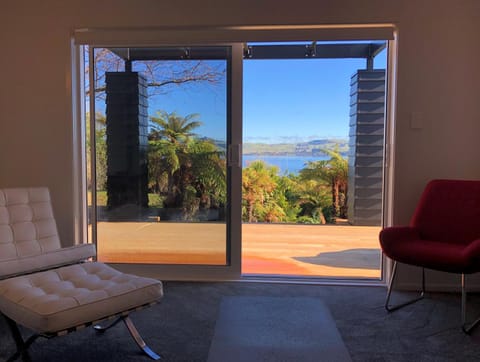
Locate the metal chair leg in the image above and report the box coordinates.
[94,316,124,333]
[3,313,161,360]
[123,316,161,360]
[385,261,425,312]
[461,274,480,334]
[3,315,40,362]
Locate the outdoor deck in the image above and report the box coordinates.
[96,222,381,278]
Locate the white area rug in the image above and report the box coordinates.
[207,296,352,362]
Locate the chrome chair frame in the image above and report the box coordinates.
[385,261,425,312]
[2,305,161,362]
[386,261,480,334]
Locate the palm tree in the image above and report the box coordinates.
[271,174,301,223]
[148,139,180,194]
[148,111,227,220]
[188,139,226,210]
[149,111,202,145]
[300,146,348,220]
[242,161,280,222]
[296,179,331,224]
[148,111,202,207]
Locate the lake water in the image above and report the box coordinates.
[243,154,329,175]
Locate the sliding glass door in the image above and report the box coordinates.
[85,44,242,278]
[76,26,396,282]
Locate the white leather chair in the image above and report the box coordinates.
[0,187,163,361]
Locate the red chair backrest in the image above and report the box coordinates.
[411,179,480,244]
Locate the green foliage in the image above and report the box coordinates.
[241,147,349,224]
[148,139,180,194]
[95,128,107,191]
[272,175,301,223]
[242,161,282,222]
[96,191,107,206]
[86,112,107,191]
[181,185,200,220]
[300,145,348,219]
[147,111,226,220]
[89,107,349,224]
[149,111,202,144]
[296,179,331,224]
[94,191,162,208]
[188,139,226,208]
[148,193,163,208]
[321,205,336,224]
[296,215,319,224]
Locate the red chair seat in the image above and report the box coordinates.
[380,226,480,274]
[380,179,480,273]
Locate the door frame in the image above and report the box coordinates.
[72,24,397,282]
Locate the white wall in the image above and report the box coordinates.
[1,0,479,286]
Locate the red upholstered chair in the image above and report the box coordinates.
[380,179,480,333]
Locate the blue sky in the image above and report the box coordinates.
[145,61,227,139]
[243,54,386,143]
[97,45,387,144]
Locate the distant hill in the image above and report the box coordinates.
[243,139,348,156]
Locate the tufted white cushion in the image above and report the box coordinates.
[0,262,162,333]
[0,187,61,259]
[0,243,96,279]
[0,187,97,278]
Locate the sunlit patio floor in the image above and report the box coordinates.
[96,222,381,279]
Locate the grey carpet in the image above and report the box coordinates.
[2,282,480,361]
[208,296,351,362]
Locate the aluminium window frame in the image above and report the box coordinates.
[71,23,398,283]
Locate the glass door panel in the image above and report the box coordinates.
[87,46,231,266]
[241,41,387,278]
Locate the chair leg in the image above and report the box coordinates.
[3,315,40,362]
[122,316,161,360]
[385,261,425,312]
[3,314,161,361]
[94,316,124,333]
[461,274,480,334]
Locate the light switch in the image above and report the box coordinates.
[410,112,424,129]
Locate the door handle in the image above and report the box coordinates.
[228,144,242,167]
